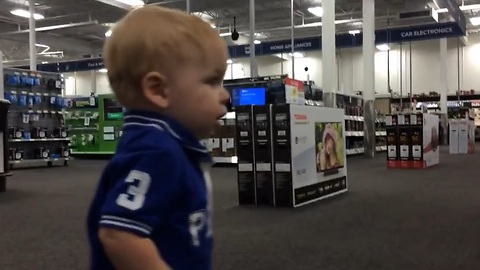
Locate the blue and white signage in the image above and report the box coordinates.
[24,22,465,73]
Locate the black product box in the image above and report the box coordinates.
[252,105,274,206]
[397,114,411,163]
[409,113,423,161]
[385,114,398,162]
[221,123,236,157]
[210,125,222,157]
[271,104,293,207]
[235,105,256,205]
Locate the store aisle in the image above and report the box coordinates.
[1,149,480,270]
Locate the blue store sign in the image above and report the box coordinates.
[25,21,465,73]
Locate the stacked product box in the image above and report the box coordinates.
[449,119,475,154]
[386,113,439,169]
[235,104,348,208]
[235,105,256,205]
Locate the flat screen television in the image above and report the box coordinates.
[314,122,345,176]
[231,87,266,106]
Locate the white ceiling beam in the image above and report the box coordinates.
[96,0,144,10]
[1,32,96,54]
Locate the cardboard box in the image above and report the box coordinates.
[253,105,274,206]
[235,105,256,205]
[272,104,348,208]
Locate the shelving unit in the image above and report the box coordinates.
[2,68,70,169]
[336,93,387,156]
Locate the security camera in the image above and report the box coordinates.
[231,30,239,41]
[304,67,309,72]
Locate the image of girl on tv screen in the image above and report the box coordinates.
[317,123,340,172]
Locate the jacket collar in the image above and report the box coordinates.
[123,110,211,162]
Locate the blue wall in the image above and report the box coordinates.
[23,21,465,73]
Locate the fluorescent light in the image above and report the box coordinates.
[96,0,144,9]
[219,32,231,37]
[470,17,480,26]
[254,40,261,44]
[41,61,48,64]
[298,19,358,29]
[289,52,305,58]
[35,43,49,48]
[349,30,361,35]
[10,9,44,20]
[308,7,323,17]
[376,44,390,51]
[226,59,233,64]
[436,4,480,13]
[98,68,108,73]
[105,29,112,37]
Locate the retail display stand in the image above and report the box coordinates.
[64,94,123,155]
[64,95,101,154]
[2,68,70,169]
[235,104,348,208]
[449,119,475,154]
[386,113,440,169]
[0,99,11,193]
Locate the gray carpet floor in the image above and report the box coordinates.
[1,149,480,270]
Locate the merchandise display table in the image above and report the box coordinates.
[0,99,11,193]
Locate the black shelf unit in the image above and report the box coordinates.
[2,68,70,169]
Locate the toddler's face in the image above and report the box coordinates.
[167,41,230,139]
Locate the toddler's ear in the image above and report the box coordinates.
[142,71,170,109]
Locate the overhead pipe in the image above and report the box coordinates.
[0,21,99,36]
[215,14,399,36]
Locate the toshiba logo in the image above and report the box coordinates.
[294,114,307,120]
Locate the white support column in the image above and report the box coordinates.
[321,0,336,107]
[290,0,295,79]
[362,0,376,158]
[29,0,37,71]
[0,51,4,99]
[440,38,448,114]
[91,70,97,94]
[249,0,257,77]
[186,0,190,13]
[439,37,448,145]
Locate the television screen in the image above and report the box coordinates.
[231,87,266,106]
[103,98,124,120]
[315,122,345,174]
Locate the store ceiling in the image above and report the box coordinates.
[1,0,480,65]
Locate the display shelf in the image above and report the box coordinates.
[9,157,69,169]
[3,68,70,169]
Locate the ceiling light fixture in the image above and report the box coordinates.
[436,4,480,13]
[226,59,233,64]
[96,0,144,10]
[308,7,323,17]
[376,44,390,51]
[99,68,108,73]
[10,9,44,20]
[289,52,305,58]
[349,30,361,35]
[470,17,480,26]
[254,40,261,44]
